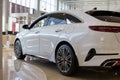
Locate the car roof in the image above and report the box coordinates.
[40,10,105,23]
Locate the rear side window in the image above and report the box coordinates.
[86,11,120,23]
[47,13,66,26]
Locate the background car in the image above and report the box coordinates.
[14,10,120,76]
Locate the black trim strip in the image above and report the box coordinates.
[95,53,119,56]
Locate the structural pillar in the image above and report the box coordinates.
[37,0,40,13]
[36,0,41,17]
[57,0,60,10]
[2,0,9,34]
[0,0,3,80]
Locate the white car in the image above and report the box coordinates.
[14,10,120,75]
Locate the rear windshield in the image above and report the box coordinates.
[86,10,120,23]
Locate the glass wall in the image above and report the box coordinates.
[40,0,57,12]
[57,0,120,12]
[9,0,37,14]
[9,0,58,13]
[9,0,36,9]
[58,0,77,11]
[7,0,37,34]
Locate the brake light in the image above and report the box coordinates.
[115,60,120,66]
[89,26,120,33]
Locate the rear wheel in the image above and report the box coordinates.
[55,44,76,76]
[14,40,25,59]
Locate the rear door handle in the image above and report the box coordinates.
[55,29,63,32]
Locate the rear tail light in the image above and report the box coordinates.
[89,26,120,33]
[115,60,120,66]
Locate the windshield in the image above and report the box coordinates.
[86,10,120,23]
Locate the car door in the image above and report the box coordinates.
[22,16,48,55]
[23,27,40,55]
[39,13,67,59]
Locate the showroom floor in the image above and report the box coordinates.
[2,47,120,80]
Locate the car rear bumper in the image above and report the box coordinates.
[101,59,120,67]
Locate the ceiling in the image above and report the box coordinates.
[60,0,120,11]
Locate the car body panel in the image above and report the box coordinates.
[15,10,120,67]
[39,25,65,58]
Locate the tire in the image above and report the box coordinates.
[14,40,25,59]
[55,44,76,76]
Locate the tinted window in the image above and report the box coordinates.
[86,10,120,23]
[47,13,66,26]
[65,14,81,24]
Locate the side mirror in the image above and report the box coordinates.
[22,25,29,29]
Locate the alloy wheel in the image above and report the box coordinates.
[14,40,25,59]
[56,44,75,75]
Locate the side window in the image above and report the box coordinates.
[65,14,81,24]
[33,16,48,28]
[47,13,67,26]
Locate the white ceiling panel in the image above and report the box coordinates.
[60,0,120,11]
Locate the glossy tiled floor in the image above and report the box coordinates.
[3,47,120,80]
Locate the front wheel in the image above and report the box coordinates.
[14,40,25,59]
[55,44,77,76]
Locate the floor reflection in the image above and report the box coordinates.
[25,58,120,80]
[3,48,120,80]
[13,60,47,80]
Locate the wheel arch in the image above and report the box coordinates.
[14,38,20,42]
[14,38,20,46]
[55,41,79,67]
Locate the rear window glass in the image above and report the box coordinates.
[86,11,120,23]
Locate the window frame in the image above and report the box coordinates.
[29,15,49,29]
[65,13,82,24]
[29,12,83,29]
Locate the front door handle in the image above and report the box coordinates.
[35,31,40,34]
